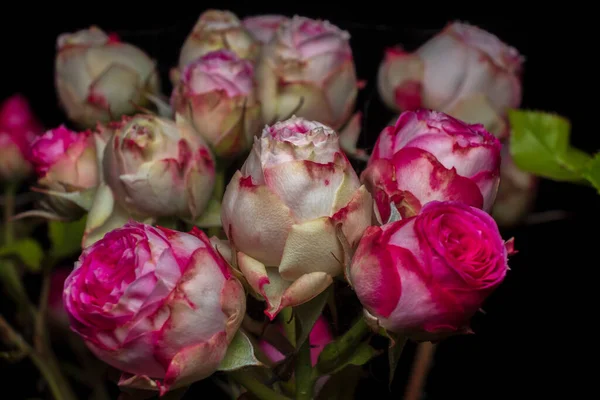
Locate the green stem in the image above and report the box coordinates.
[316,317,370,375]
[207,169,226,238]
[3,182,17,243]
[295,339,314,400]
[228,370,291,400]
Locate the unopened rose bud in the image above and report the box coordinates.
[0,94,44,182]
[242,14,289,44]
[55,26,160,128]
[361,110,501,223]
[221,116,372,319]
[256,16,359,130]
[103,114,215,220]
[171,50,262,160]
[377,22,523,138]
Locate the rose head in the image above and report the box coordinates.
[171,50,262,160]
[361,110,501,223]
[242,14,289,44]
[177,10,259,72]
[377,22,523,138]
[0,94,43,182]
[349,201,512,341]
[55,26,160,128]
[63,222,245,394]
[221,116,372,319]
[103,114,215,220]
[256,16,359,130]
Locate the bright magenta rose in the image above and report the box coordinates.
[256,16,359,130]
[348,201,512,341]
[63,221,246,395]
[171,50,262,159]
[361,110,501,223]
[0,94,44,182]
[242,14,289,44]
[221,116,372,319]
[377,22,523,138]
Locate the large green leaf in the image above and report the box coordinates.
[320,342,380,377]
[217,330,262,371]
[0,239,44,271]
[583,153,600,194]
[508,109,591,181]
[48,216,87,260]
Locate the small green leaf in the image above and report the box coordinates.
[315,365,364,400]
[0,239,44,271]
[218,331,262,371]
[388,334,408,388]
[294,286,332,348]
[583,153,600,194]
[48,216,87,260]
[508,109,591,181]
[323,342,380,376]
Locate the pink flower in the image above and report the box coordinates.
[221,116,372,319]
[361,110,501,223]
[256,16,359,130]
[171,50,263,159]
[242,14,289,44]
[0,94,44,181]
[348,201,512,341]
[63,221,246,395]
[377,22,523,138]
[55,26,160,128]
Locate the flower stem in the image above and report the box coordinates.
[294,339,314,400]
[228,370,291,400]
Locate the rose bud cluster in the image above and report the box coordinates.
[221,116,372,319]
[102,114,216,220]
[0,94,44,182]
[348,201,512,341]
[63,221,246,395]
[242,14,289,44]
[361,110,501,223]
[256,16,359,131]
[171,50,263,160]
[377,22,523,138]
[29,125,100,217]
[55,26,161,128]
[176,10,259,79]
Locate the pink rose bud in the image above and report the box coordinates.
[242,14,289,44]
[102,114,216,220]
[177,10,259,72]
[377,22,524,138]
[221,116,373,319]
[55,26,160,128]
[361,110,501,223]
[171,50,263,160]
[0,94,44,182]
[29,125,99,217]
[348,201,512,341]
[63,222,246,394]
[256,16,359,130]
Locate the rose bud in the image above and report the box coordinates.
[221,116,372,319]
[28,125,99,217]
[55,26,161,128]
[177,10,259,74]
[256,16,359,130]
[63,221,246,394]
[348,201,512,342]
[242,14,289,44]
[171,50,262,160]
[377,22,523,138]
[361,110,501,223]
[0,94,44,182]
[102,114,216,220]
[491,144,538,227]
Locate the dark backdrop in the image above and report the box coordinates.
[1,2,594,399]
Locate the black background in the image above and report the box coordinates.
[0,2,595,399]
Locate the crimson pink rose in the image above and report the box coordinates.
[361,109,501,223]
[63,221,245,395]
[348,201,512,341]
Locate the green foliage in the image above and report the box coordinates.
[48,216,87,260]
[0,239,44,271]
[218,331,262,371]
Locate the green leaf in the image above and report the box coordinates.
[583,153,600,194]
[508,109,591,181]
[322,342,380,376]
[217,331,262,371]
[48,216,87,260]
[293,286,332,348]
[0,239,44,271]
[315,365,364,400]
[388,334,408,388]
